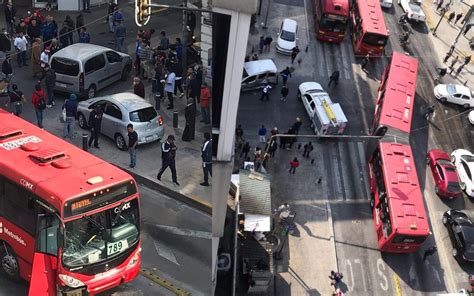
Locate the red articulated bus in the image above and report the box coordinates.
[0,109,141,295]
[312,0,350,43]
[368,141,430,253]
[351,0,389,56]
[370,52,419,138]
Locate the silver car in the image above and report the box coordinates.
[50,44,132,99]
[77,93,164,150]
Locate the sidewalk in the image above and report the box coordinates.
[422,1,473,86]
[2,2,212,210]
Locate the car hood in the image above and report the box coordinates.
[452,149,474,159]
[434,85,449,97]
[277,38,296,51]
[299,82,324,94]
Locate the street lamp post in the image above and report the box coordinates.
[432,0,453,36]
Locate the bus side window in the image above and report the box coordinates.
[3,179,37,235]
[36,214,59,257]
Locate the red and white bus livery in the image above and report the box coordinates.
[368,142,430,253]
[351,0,389,56]
[371,51,419,138]
[312,0,350,43]
[0,109,141,295]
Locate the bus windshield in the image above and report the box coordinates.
[62,198,139,268]
[362,33,388,46]
[320,14,347,32]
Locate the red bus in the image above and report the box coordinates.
[368,141,430,253]
[370,52,418,137]
[351,0,389,56]
[312,0,350,43]
[0,109,141,295]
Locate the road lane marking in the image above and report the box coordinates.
[153,224,212,240]
[393,273,402,296]
[154,240,180,266]
[140,268,190,296]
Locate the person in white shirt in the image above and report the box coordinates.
[164,68,176,109]
[40,48,50,70]
[14,32,28,67]
[260,83,272,101]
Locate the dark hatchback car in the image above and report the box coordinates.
[443,210,474,262]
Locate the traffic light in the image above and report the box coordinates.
[135,0,151,27]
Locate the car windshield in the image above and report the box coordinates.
[362,33,388,46]
[320,14,347,33]
[280,30,295,42]
[446,84,457,94]
[62,198,139,268]
[462,155,474,162]
[51,57,79,76]
[448,182,461,193]
[437,159,451,166]
[129,107,157,122]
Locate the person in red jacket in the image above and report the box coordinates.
[31,83,46,128]
[200,82,211,124]
[289,157,299,174]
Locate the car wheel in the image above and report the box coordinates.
[440,97,447,103]
[452,248,458,258]
[370,198,375,210]
[442,216,448,225]
[115,134,127,151]
[461,182,466,191]
[78,113,87,129]
[435,185,439,194]
[121,65,131,81]
[426,157,430,165]
[87,85,96,99]
[0,244,20,281]
[297,90,302,101]
[463,103,470,109]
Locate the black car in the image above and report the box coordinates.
[443,210,474,262]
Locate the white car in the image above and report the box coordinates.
[380,0,393,9]
[434,84,474,109]
[469,110,474,125]
[276,18,298,55]
[398,0,425,22]
[451,149,474,197]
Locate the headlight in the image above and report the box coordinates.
[127,247,141,268]
[58,274,85,288]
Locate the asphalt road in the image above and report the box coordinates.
[0,183,211,296]
[238,0,474,294]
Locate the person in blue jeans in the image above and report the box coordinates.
[62,93,78,138]
[128,124,138,168]
[114,19,126,53]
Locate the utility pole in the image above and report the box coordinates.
[182,0,188,71]
[262,0,272,29]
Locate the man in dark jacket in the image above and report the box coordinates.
[0,29,11,53]
[88,105,103,148]
[200,132,212,186]
[4,1,16,36]
[44,65,56,107]
[2,54,12,79]
[42,16,58,47]
[157,135,180,186]
[63,93,78,139]
[27,18,41,40]
[133,77,145,98]
[182,98,196,141]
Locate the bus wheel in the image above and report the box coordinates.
[115,134,127,151]
[0,244,20,281]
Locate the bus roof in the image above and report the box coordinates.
[379,142,429,235]
[322,0,349,17]
[378,52,418,134]
[355,0,388,36]
[0,109,133,215]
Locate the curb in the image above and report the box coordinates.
[119,165,212,216]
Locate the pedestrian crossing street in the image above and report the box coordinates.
[268,139,371,203]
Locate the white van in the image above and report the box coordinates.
[50,44,132,99]
[241,59,278,91]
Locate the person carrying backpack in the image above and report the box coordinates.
[32,83,46,128]
[5,84,25,116]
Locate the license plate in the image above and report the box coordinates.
[107,239,128,256]
[57,83,67,88]
[65,289,83,296]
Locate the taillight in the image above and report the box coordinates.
[157,116,163,126]
[79,72,84,90]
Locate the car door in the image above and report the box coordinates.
[451,93,463,105]
[303,94,315,118]
[242,75,258,90]
[103,102,123,139]
[453,224,463,251]
[462,94,473,107]
[91,53,108,91]
[105,51,123,85]
[460,160,471,185]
